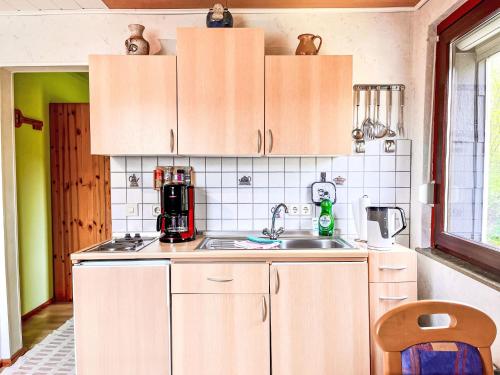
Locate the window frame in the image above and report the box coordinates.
[432,0,500,274]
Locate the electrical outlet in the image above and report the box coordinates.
[288,204,300,216]
[300,204,312,217]
[125,204,139,217]
[152,204,161,217]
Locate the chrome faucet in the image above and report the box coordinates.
[263,203,288,240]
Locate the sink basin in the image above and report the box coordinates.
[196,237,355,250]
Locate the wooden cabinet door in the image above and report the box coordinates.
[172,294,270,375]
[73,261,170,375]
[265,56,353,155]
[177,28,265,156]
[89,55,177,155]
[270,262,370,374]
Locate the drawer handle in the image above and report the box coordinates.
[379,296,408,301]
[206,277,233,283]
[261,296,267,322]
[274,269,280,294]
[379,265,408,271]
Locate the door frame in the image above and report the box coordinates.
[0,65,88,361]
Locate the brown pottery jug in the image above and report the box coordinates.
[295,33,322,55]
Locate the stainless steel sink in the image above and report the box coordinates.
[196,237,355,250]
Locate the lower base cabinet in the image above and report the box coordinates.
[73,261,171,375]
[270,262,371,374]
[171,294,270,375]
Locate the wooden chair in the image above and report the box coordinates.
[373,300,497,375]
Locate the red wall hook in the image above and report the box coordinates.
[14,109,43,131]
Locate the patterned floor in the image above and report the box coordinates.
[3,319,75,375]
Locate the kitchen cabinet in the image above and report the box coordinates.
[265,55,353,155]
[73,260,170,375]
[171,294,270,375]
[368,249,417,375]
[176,28,265,156]
[89,55,177,155]
[270,262,370,374]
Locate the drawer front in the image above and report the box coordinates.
[369,250,417,282]
[171,263,269,294]
[369,282,417,375]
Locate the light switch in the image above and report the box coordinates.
[125,204,139,217]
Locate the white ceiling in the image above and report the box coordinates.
[0,0,107,11]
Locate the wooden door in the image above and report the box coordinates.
[265,55,353,155]
[177,28,265,156]
[171,294,270,375]
[89,55,177,155]
[270,262,370,374]
[50,103,111,301]
[73,261,170,375]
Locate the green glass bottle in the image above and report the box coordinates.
[318,198,334,237]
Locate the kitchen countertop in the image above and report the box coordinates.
[71,235,372,262]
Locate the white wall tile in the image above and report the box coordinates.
[222,220,238,231]
[222,172,237,188]
[142,204,158,219]
[126,156,142,172]
[206,172,222,187]
[158,156,174,166]
[111,173,127,188]
[238,158,252,171]
[221,188,238,203]
[127,219,142,232]
[380,155,395,171]
[299,188,310,203]
[300,172,316,188]
[197,219,207,231]
[194,172,206,187]
[333,203,348,219]
[363,171,380,187]
[253,172,269,187]
[269,188,285,203]
[285,172,300,187]
[364,188,380,204]
[207,219,222,231]
[396,156,411,171]
[364,156,379,171]
[285,188,300,204]
[396,172,411,187]
[284,157,299,171]
[253,158,268,172]
[364,140,381,155]
[253,188,268,203]
[253,219,269,230]
[300,218,313,230]
[380,188,396,203]
[253,204,269,219]
[332,156,348,171]
[190,157,205,172]
[380,172,396,187]
[127,189,142,204]
[286,219,301,230]
[111,189,126,204]
[316,157,332,172]
[174,156,189,166]
[238,188,253,203]
[206,188,222,203]
[143,189,159,204]
[221,158,236,171]
[336,188,348,203]
[348,188,364,204]
[222,204,237,219]
[348,172,364,187]
[112,219,126,232]
[348,156,364,171]
[269,157,285,171]
[269,172,285,187]
[195,204,207,219]
[195,188,207,204]
[396,140,411,155]
[142,172,154,188]
[206,157,222,171]
[301,158,316,171]
[238,204,253,219]
[207,204,222,219]
[110,156,126,172]
[396,188,411,203]
[112,204,126,220]
[143,220,158,232]
[142,157,158,171]
[238,220,253,231]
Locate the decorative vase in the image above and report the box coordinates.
[125,24,150,55]
[295,33,323,55]
[206,3,233,28]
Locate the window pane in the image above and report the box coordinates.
[446,15,500,251]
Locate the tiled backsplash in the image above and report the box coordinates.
[110,140,412,246]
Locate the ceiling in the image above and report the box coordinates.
[0,0,420,11]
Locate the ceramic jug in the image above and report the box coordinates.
[295,34,322,55]
[125,24,150,55]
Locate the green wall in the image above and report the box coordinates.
[14,73,89,315]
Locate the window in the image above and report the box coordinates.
[433,0,500,273]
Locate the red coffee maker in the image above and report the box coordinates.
[155,166,196,243]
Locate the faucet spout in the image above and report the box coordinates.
[263,203,288,240]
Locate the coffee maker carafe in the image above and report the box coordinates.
[155,166,196,243]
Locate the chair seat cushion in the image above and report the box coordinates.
[402,342,483,375]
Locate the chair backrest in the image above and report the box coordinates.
[374,300,497,375]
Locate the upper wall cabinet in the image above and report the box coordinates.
[265,55,353,156]
[177,28,265,156]
[89,55,177,155]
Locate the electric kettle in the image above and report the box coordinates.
[366,206,407,250]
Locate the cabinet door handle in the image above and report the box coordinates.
[261,296,267,322]
[274,269,280,294]
[257,130,262,154]
[379,265,408,271]
[268,129,274,153]
[379,296,408,301]
[170,129,175,153]
[206,277,233,283]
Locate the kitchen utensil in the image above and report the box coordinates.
[366,206,407,250]
[351,89,364,140]
[397,88,405,137]
[373,87,388,138]
[295,33,322,55]
[362,89,375,140]
[386,89,396,137]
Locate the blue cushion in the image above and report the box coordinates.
[402,342,483,375]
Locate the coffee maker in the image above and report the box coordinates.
[154,166,196,243]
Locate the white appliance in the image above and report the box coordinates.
[352,195,371,242]
[366,206,407,250]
